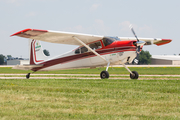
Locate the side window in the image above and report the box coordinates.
[75,46,88,54]
[81,46,88,53]
[103,38,114,46]
[89,41,102,50]
[75,41,102,54]
[75,48,80,54]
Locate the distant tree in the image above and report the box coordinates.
[7,55,12,57]
[0,54,5,65]
[7,55,12,60]
[138,50,151,64]
[43,49,50,56]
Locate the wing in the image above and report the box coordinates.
[11,28,103,45]
[11,28,172,46]
[119,37,172,46]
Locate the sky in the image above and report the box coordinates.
[0,0,179,58]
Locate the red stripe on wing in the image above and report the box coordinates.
[10,28,48,38]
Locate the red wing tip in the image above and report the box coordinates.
[10,28,32,37]
[161,39,172,41]
[10,28,48,37]
[156,39,172,46]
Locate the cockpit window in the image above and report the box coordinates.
[108,36,121,41]
[75,41,102,54]
[89,41,102,50]
[102,37,116,46]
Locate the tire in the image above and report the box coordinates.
[100,71,109,79]
[130,71,139,79]
[26,73,30,79]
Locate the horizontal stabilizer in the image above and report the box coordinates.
[13,64,44,70]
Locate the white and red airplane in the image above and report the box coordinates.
[11,26,172,79]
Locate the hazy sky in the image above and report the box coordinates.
[0,0,179,58]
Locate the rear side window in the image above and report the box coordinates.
[75,46,88,54]
[75,48,80,54]
[81,47,88,53]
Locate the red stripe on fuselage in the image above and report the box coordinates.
[31,46,136,71]
[30,40,35,65]
[30,40,44,64]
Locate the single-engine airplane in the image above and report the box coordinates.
[11,26,172,79]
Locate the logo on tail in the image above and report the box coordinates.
[30,39,48,65]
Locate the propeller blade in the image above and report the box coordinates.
[129,24,141,64]
[129,24,139,42]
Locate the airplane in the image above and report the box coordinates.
[10,26,172,79]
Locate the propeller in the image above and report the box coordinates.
[129,25,139,42]
[129,24,141,64]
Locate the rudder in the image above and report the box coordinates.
[29,39,48,65]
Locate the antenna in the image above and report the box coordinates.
[93,25,100,35]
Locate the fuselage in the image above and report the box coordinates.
[31,37,139,71]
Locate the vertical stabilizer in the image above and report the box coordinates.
[29,39,48,65]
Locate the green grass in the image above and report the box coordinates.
[1,75,180,79]
[0,67,180,75]
[0,67,180,119]
[0,78,180,120]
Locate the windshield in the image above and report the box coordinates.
[102,37,117,46]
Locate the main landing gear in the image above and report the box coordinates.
[100,62,110,79]
[100,71,109,79]
[100,63,139,79]
[130,71,139,79]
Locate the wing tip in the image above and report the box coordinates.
[10,28,32,37]
[10,28,48,38]
[155,39,172,46]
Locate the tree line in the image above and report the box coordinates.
[0,54,7,65]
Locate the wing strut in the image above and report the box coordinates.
[72,36,108,63]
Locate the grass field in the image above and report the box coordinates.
[0,67,180,119]
[0,67,180,75]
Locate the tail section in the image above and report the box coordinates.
[29,39,49,65]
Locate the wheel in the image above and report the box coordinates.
[100,71,109,79]
[130,71,139,79]
[26,73,30,79]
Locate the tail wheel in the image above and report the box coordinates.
[130,71,139,79]
[100,71,109,79]
[26,73,30,79]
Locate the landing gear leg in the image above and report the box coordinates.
[26,73,31,79]
[122,63,139,79]
[100,62,110,79]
